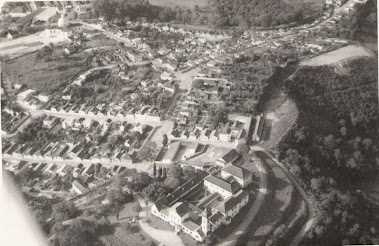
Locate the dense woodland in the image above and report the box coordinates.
[276,57,378,245]
[91,0,322,28]
[328,0,377,40]
[218,51,295,115]
[209,0,323,28]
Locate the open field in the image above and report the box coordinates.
[260,99,298,150]
[101,226,156,246]
[0,31,70,59]
[149,0,208,9]
[300,45,375,66]
[4,50,89,93]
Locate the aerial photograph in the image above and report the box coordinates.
[0,0,377,245]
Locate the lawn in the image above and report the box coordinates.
[101,226,156,246]
[4,49,89,93]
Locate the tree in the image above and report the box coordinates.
[324,135,336,149]
[182,166,197,181]
[340,126,347,136]
[157,167,163,178]
[52,201,78,222]
[162,134,168,146]
[236,143,250,161]
[142,182,170,201]
[153,163,157,177]
[107,187,132,206]
[169,165,183,179]
[162,167,167,179]
[164,176,181,189]
[137,141,157,161]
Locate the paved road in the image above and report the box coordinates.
[2,155,151,172]
[218,158,268,246]
[250,146,315,246]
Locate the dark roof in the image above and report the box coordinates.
[58,146,70,157]
[171,202,190,218]
[222,164,252,181]
[17,161,28,170]
[6,144,19,155]
[28,146,39,155]
[71,142,84,154]
[216,190,249,214]
[196,193,220,209]
[40,146,52,156]
[209,211,223,224]
[219,149,240,163]
[15,8,45,26]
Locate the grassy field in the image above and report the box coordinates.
[4,49,89,93]
[101,226,156,246]
[149,0,208,9]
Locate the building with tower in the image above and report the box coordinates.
[151,165,250,242]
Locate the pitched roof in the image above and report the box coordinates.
[219,149,240,163]
[209,211,223,224]
[216,190,249,214]
[204,175,239,194]
[72,180,88,194]
[182,219,201,231]
[222,164,252,181]
[170,202,190,218]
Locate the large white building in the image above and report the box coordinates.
[151,169,250,242]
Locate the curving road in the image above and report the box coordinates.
[218,158,268,246]
[251,146,315,246]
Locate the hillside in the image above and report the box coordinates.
[276,56,378,245]
[209,0,324,28]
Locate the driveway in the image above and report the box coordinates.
[136,196,184,246]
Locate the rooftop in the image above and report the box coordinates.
[222,164,252,181]
[204,174,239,194]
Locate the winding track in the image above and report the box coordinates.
[251,146,315,246]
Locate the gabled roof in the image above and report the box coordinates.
[219,149,240,163]
[204,175,238,194]
[222,164,252,181]
[182,219,201,231]
[216,190,249,214]
[170,202,190,218]
[209,211,223,224]
[72,180,88,194]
